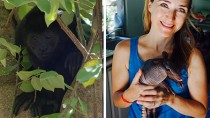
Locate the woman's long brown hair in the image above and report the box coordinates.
[143,0,195,70]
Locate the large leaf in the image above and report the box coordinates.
[59,0,72,14]
[19,80,35,92]
[3,1,15,9]
[6,0,34,7]
[17,69,45,81]
[40,71,65,91]
[61,11,74,26]
[44,0,59,27]
[0,38,21,56]
[47,75,65,90]
[0,59,6,67]
[84,58,101,67]
[80,9,92,21]
[82,77,96,87]
[40,113,62,118]
[36,0,51,14]
[18,4,34,20]
[31,76,42,91]
[0,64,17,76]
[76,59,102,83]
[40,78,54,91]
[78,0,94,11]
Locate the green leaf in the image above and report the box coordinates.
[78,0,94,10]
[76,59,102,83]
[36,0,51,14]
[0,49,8,60]
[0,38,21,56]
[40,71,58,79]
[17,69,45,81]
[78,97,87,113]
[65,108,74,118]
[19,80,35,92]
[21,48,32,70]
[3,1,15,9]
[76,64,102,83]
[44,0,59,27]
[0,49,7,67]
[31,76,42,91]
[18,4,34,20]
[61,11,74,26]
[6,0,34,7]
[0,64,17,76]
[40,113,62,118]
[48,75,65,90]
[84,58,102,67]
[40,78,54,91]
[40,71,65,91]
[89,0,96,3]
[17,71,32,81]
[82,77,96,87]
[0,58,6,67]
[70,97,78,108]
[21,54,32,70]
[62,99,70,108]
[91,42,100,54]
[82,24,92,40]
[59,0,72,14]
[80,9,92,21]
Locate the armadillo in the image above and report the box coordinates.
[139,51,184,118]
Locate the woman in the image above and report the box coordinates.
[112,0,208,117]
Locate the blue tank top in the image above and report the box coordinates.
[128,36,191,118]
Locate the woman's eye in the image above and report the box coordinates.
[178,8,186,13]
[160,3,168,8]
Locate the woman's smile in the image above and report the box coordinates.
[160,21,174,29]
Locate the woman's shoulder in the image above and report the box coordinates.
[114,39,131,53]
[188,47,205,69]
[189,48,203,62]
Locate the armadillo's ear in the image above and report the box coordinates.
[162,51,168,61]
[166,70,184,88]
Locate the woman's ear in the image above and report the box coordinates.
[148,0,152,12]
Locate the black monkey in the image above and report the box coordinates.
[13,7,83,117]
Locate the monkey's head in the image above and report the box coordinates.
[26,29,60,61]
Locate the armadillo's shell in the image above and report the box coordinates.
[140,59,167,85]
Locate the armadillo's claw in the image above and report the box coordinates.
[178,82,184,88]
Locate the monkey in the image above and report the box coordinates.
[13,7,84,117]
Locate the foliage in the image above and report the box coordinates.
[1,0,102,117]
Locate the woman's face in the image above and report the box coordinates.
[148,0,189,37]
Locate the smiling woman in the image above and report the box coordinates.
[111,0,208,117]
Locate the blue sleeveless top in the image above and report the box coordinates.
[128,36,191,118]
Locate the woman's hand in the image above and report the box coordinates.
[123,69,156,103]
[136,86,174,108]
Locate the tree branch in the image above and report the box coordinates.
[56,16,88,58]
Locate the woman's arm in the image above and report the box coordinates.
[166,48,208,117]
[112,40,155,108]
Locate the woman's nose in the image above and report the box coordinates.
[165,10,176,21]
